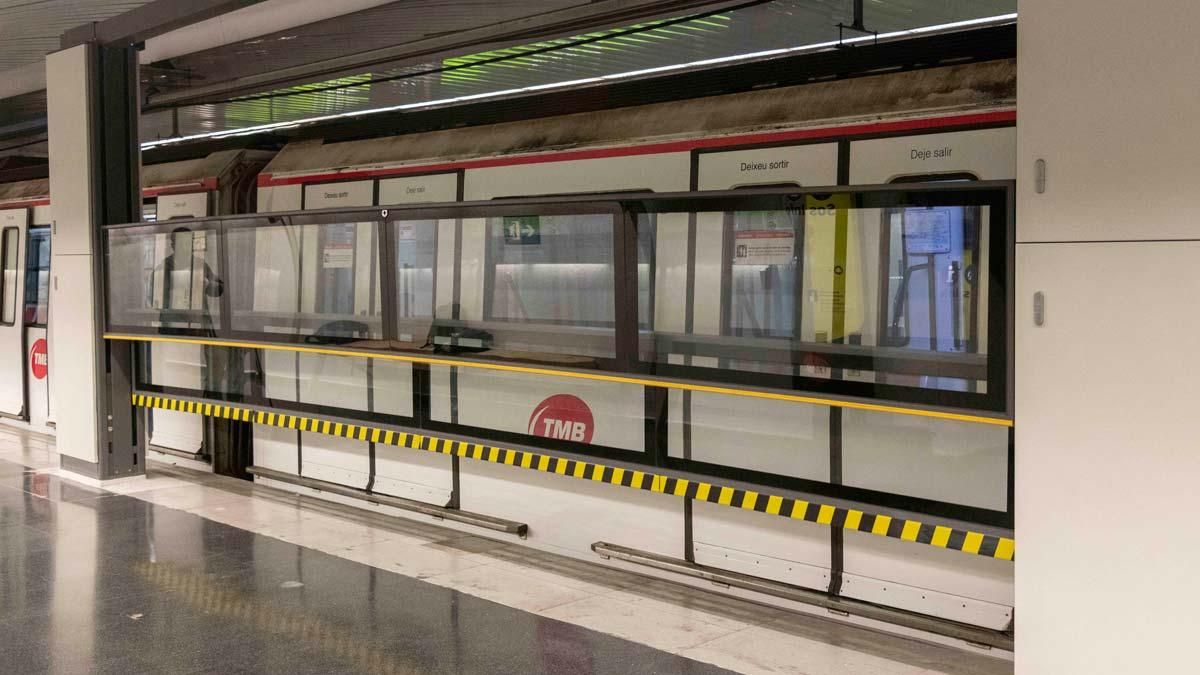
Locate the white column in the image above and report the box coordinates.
[46,45,103,470]
[1016,1,1200,673]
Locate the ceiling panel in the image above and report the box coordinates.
[0,0,154,71]
[145,0,1015,143]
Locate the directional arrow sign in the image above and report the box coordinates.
[502,216,541,245]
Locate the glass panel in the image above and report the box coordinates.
[485,214,614,326]
[23,229,50,326]
[393,219,438,342]
[106,226,223,332]
[642,200,991,395]
[227,218,383,341]
[450,213,616,360]
[1,229,16,325]
[842,409,1009,510]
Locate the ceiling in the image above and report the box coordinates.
[0,0,153,71]
[141,0,1016,143]
[0,0,1017,157]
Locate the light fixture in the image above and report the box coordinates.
[141,13,1017,150]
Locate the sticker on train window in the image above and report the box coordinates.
[321,243,353,268]
[903,209,953,254]
[733,230,794,266]
[502,216,541,245]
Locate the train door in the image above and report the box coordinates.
[0,208,27,418]
[453,152,692,557]
[146,192,210,456]
[839,127,1015,627]
[879,174,982,392]
[23,227,51,428]
[687,143,841,589]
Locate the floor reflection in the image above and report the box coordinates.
[0,459,729,675]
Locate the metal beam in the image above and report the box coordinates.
[145,0,753,110]
[62,0,271,49]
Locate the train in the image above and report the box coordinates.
[5,57,1016,637]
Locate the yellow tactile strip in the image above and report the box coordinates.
[132,393,1015,561]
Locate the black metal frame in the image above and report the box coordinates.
[106,182,1014,526]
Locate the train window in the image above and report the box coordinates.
[472,213,618,360]
[484,214,615,326]
[642,198,993,397]
[227,217,384,341]
[726,210,801,338]
[0,228,16,326]
[23,229,50,326]
[105,225,223,333]
[392,219,437,340]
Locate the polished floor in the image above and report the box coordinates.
[0,426,1012,675]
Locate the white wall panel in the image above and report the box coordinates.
[697,143,838,189]
[302,180,374,209]
[446,367,645,452]
[256,185,302,213]
[691,501,830,591]
[849,128,1016,184]
[48,255,97,463]
[460,461,684,559]
[155,193,209,220]
[379,173,459,204]
[1016,242,1200,672]
[1016,2,1200,671]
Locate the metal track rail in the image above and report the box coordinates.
[592,541,1013,651]
[247,465,528,537]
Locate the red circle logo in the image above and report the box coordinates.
[528,394,594,444]
[29,339,48,380]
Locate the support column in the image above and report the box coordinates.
[1015,1,1200,673]
[47,43,143,481]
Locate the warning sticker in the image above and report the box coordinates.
[322,243,353,269]
[733,230,795,266]
[904,209,952,254]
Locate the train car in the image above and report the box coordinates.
[228,57,1016,634]
[0,150,271,462]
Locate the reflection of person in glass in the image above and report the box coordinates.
[155,226,223,334]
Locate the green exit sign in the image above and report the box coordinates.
[502,216,541,245]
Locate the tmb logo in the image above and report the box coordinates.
[528,394,594,444]
[29,339,48,380]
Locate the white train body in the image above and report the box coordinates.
[244,59,1017,634]
[0,150,269,445]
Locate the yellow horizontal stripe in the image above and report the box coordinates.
[695,483,711,502]
[103,334,1011,427]
[765,495,783,515]
[901,520,921,542]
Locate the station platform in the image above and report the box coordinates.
[0,424,1010,675]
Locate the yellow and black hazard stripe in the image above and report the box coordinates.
[132,393,1014,562]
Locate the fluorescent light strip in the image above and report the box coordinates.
[141,13,1017,149]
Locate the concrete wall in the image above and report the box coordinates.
[1015,2,1200,672]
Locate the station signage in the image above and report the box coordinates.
[503,216,541,245]
[528,394,594,444]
